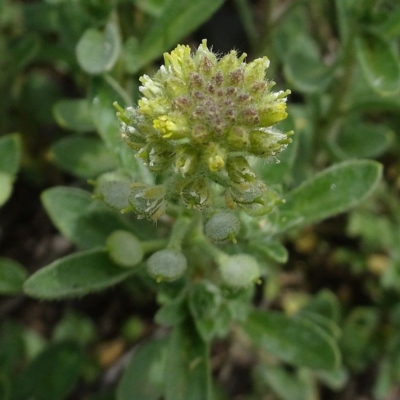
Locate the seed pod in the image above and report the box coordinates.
[220,254,260,288]
[97,172,131,210]
[205,212,240,243]
[107,230,144,268]
[147,249,187,282]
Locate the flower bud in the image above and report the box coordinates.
[147,249,187,282]
[107,230,144,268]
[220,254,260,288]
[205,212,240,243]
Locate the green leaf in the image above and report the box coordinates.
[188,282,231,342]
[301,289,341,322]
[283,35,334,93]
[0,133,21,176]
[53,312,97,347]
[76,20,121,75]
[24,249,135,299]
[277,160,382,232]
[41,186,130,249]
[165,320,212,400]
[130,0,225,73]
[243,310,340,370]
[251,241,288,263]
[0,321,25,375]
[53,99,95,132]
[333,117,394,159]
[12,342,84,400]
[0,172,13,206]
[340,307,379,371]
[255,365,317,400]
[117,338,168,400]
[378,5,400,38]
[0,258,27,295]
[50,137,117,179]
[356,32,400,96]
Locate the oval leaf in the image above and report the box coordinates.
[12,342,84,400]
[24,249,135,299]
[0,133,21,176]
[41,186,130,249]
[334,118,394,159]
[50,137,117,179]
[76,21,121,75]
[356,32,400,96]
[277,160,382,231]
[243,310,340,370]
[53,99,95,132]
[0,258,28,295]
[117,338,168,400]
[0,172,13,206]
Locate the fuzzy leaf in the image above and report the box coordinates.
[0,133,21,176]
[243,310,340,370]
[165,320,212,400]
[53,99,95,132]
[117,338,168,400]
[24,249,135,299]
[12,342,84,400]
[277,160,382,231]
[0,172,13,206]
[76,20,121,75]
[356,32,400,96]
[0,258,28,295]
[41,187,130,249]
[50,137,117,179]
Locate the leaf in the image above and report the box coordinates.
[53,99,95,132]
[23,249,135,299]
[255,365,317,400]
[76,20,121,75]
[333,117,394,159]
[340,307,379,371]
[41,186,130,249]
[356,32,400,96]
[117,338,168,400]
[251,241,288,263]
[277,160,382,232]
[165,320,212,400]
[188,282,230,342]
[283,35,334,93]
[0,133,21,176]
[378,5,400,38]
[12,342,84,400]
[243,310,340,370]
[0,258,28,295]
[0,172,13,206]
[50,137,117,179]
[130,0,225,73]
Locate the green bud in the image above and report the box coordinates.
[97,172,131,210]
[220,254,260,288]
[107,230,144,268]
[147,249,187,282]
[205,212,240,243]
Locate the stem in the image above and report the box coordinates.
[141,238,168,254]
[167,215,192,251]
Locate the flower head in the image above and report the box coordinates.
[116,40,292,217]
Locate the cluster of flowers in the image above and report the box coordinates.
[114,40,292,220]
